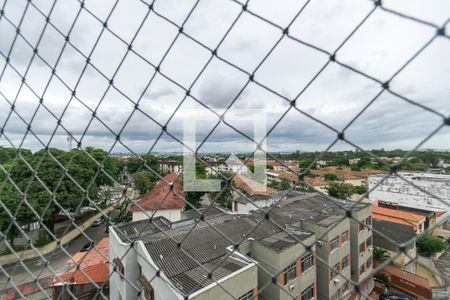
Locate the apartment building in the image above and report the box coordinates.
[110,212,317,300]
[232,192,373,299]
[110,192,373,300]
[349,203,374,297]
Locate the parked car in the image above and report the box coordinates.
[92,217,105,227]
[80,241,95,252]
[380,293,412,300]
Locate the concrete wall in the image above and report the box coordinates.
[0,206,114,265]
[109,228,141,300]
[190,264,257,300]
[232,198,278,214]
[135,241,184,300]
[302,218,351,299]
[247,235,316,300]
[132,208,181,222]
[349,204,374,299]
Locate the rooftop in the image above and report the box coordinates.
[113,192,367,296]
[372,219,416,252]
[130,173,185,212]
[233,174,276,196]
[55,237,110,285]
[373,206,425,224]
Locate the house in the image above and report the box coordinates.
[372,206,426,234]
[231,174,277,214]
[130,173,185,222]
[372,219,417,273]
[377,201,439,231]
[53,237,110,299]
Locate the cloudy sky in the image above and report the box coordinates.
[0,0,449,154]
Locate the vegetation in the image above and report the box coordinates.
[374,273,390,288]
[133,171,156,194]
[352,185,367,195]
[325,182,354,199]
[268,179,291,190]
[184,159,207,209]
[324,173,337,181]
[275,149,450,172]
[416,234,446,257]
[208,172,233,209]
[0,147,121,245]
[373,247,390,263]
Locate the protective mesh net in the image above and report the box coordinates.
[0,0,449,299]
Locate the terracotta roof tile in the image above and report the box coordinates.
[233,175,275,196]
[55,237,110,285]
[372,206,425,223]
[130,173,185,212]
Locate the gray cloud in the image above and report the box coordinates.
[0,0,449,154]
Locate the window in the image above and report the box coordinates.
[330,237,339,252]
[341,255,349,270]
[301,253,314,272]
[366,216,372,227]
[113,257,125,281]
[359,242,365,255]
[301,284,314,300]
[138,275,154,300]
[239,290,254,300]
[340,281,350,296]
[284,262,297,283]
[330,262,339,280]
[341,231,348,243]
[359,264,365,276]
[366,237,372,248]
[366,256,373,269]
[359,220,365,231]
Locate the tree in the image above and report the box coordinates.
[353,185,367,195]
[208,172,233,209]
[416,234,445,257]
[126,155,159,174]
[86,148,121,185]
[373,247,390,263]
[325,182,354,199]
[299,159,313,169]
[0,182,36,246]
[332,155,349,166]
[185,159,207,210]
[133,171,156,194]
[8,148,100,234]
[324,173,337,181]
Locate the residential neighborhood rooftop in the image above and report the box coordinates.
[372,219,416,252]
[129,172,185,212]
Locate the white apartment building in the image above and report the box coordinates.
[368,172,450,217]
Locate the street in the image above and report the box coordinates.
[0,222,108,293]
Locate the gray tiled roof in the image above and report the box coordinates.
[372,219,416,252]
[115,193,362,296]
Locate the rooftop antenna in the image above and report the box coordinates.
[67,132,73,151]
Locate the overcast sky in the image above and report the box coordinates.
[0,0,449,154]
